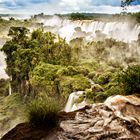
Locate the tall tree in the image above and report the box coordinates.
[121,0,136,7]
[1,27,39,95]
[1,27,72,96]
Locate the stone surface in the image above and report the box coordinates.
[59,95,140,140]
[2,95,140,140]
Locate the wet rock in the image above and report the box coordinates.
[2,95,140,140]
[59,95,140,139]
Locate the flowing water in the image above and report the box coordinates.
[64,78,95,112]
[0,16,140,79]
[42,17,140,42]
[64,91,84,112]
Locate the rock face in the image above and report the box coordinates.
[2,95,140,140]
[59,95,140,140]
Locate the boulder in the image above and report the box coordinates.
[2,95,140,140]
[59,95,140,139]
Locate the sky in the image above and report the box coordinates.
[0,0,140,15]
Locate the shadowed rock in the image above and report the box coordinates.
[2,95,140,140]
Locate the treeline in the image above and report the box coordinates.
[127,12,140,23]
[1,26,140,102]
[1,27,72,96]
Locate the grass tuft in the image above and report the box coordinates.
[28,96,61,128]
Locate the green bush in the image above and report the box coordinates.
[118,65,140,95]
[85,84,105,103]
[95,92,108,103]
[88,71,96,79]
[104,86,125,97]
[28,96,61,127]
[56,66,79,76]
[85,89,94,100]
[96,72,113,84]
[74,94,85,104]
[29,62,61,96]
[72,75,90,91]
[0,79,9,96]
[58,74,90,98]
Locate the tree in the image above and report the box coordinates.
[118,65,140,95]
[121,0,138,12]
[8,27,29,43]
[1,27,40,95]
[29,62,61,96]
[1,27,72,96]
[121,0,135,7]
[70,13,88,20]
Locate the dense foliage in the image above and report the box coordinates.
[0,15,139,129]
[121,0,136,7]
[118,65,140,94]
[1,27,72,96]
[128,12,140,23]
[0,79,9,96]
[70,13,90,20]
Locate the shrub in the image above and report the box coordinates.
[29,63,61,96]
[85,88,107,103]
[56,66,79,76]
[118,65,140,95]
[58,75,90,98]
[96,72,113,84]
[85,89,94,100]
[75,66,89,76]
[88,71,96,79]
[28,96,61,127]
[72,75,91,91]
[0,79,9,96]
[104,86,125,97]
[74,94,85,104]
[95,92,108,103]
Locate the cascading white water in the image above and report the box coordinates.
[9,83,11,96]
[0,52,8,79]
[64,91,84,112]
[60,21,140,42]
[42,16,140,43]
[0,16,140,80]
[64,78,95,112]
[64,92,75,112]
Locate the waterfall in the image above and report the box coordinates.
[42,17,140,43]
[64,92,75,112]
[64,91,84,112]
[9,83,12,96]
[64,78,95,112]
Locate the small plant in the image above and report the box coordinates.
[74,94,84,104]
[97,72,113,84]
[28,96,61,127]
[118,65,140,95]
[85,89,94,100]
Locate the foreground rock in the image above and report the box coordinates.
[2,95,140,140]
[1,123,60,140]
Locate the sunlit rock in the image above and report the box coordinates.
[60,95,140,139]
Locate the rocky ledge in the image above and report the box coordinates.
[2,95,140,140]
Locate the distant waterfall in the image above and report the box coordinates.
[43,17,140,43]
[58,20,140,42]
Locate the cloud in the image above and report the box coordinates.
[0,0,139,15]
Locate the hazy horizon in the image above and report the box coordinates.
[0,0,140,15]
